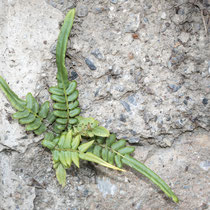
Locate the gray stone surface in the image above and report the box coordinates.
[0,0,210,209]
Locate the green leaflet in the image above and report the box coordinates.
[65,151,72,167]
[26,118,42,131]
[34,124,46,135]
[122,155,179,203]
[111,139,126,150]
[0,76,26,111]
[39,101,50,119]
[78,140,95,153]
[19,113,36,124]
[12,109,30,119]
[56,164,66,187]
[71,135,81,150]
[118,146,135,155]
[93,145,102,157]
[56,9,75,89]
[42,140,56,150]
[71,152,80,168]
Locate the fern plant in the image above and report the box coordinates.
[0,9,179,203]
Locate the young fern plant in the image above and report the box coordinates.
[0,9,179,203]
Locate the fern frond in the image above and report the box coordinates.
[49,80,81,133]
[0,77,51,135]
[49,9,80,133]
[56,9,75,89]
[42,130,123,186]
[88,134,179,203]
[73,116,110,137]
[0,76,26,111]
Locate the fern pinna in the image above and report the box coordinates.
[0,9,179,203]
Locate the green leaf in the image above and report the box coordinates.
[64,151,72,167]
[19,113,35,124]
[101,148,108,161]
[76,116,99,127]
[106,134,116,146]
[53,103,67,110]
[78,140,95,153]
[79,152,124,171]
[111,139,126,150]
[115,155,122,168]
[118,146,135,155]
[71,135,81,149]
[53,110,68,118]
[12,109,30,119]
[39,101,50,118]
[56,118,68,125]
[92,126,110,137]
[66,81,77,95]
[67,90,79,102]
[34,124,46,135]
[59,151,68,167]
[52,150,60,162]
[26,93,34,110]
[46,112,56,124]
[0,76,26,111]
[69,108,81,117]
[108,150,115,165]
[93,145,102,157]
[69,118,78,125]
[49,86,64,95]
[56,8,75,89]
[44,132,55,141]
[56,164,66,187]
[42,140,56,150]
[63,130,72,149]
[71,152,79,168]
[51,94,65,103]
[25,118,42,131]
[121,155,179,203]
[58,133,66,148]
[69,100,79,110]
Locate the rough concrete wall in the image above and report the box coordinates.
[0,0,209,209]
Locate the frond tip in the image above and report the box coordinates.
[0,76,50,135]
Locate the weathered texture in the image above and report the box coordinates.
[0,0,209,209]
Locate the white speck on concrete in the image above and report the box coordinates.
[97,177,117,197]
[199,161,210,171]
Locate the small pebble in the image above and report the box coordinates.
[71,71,78,80]
[178,32,190,43]
[128,137,140,144]
[183,100,188,105]
[120,101,131,112]
[199,161,210,171]
[165,22,170,27]
[202,98,208,105]
[168,84,181,92]
[161,12,167,20]
[110,0,118,4]
[85,58,96,70]
[91,49,103,60]
[77,5,88,17]
[119,114,126,122]
[127,95,137,105]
